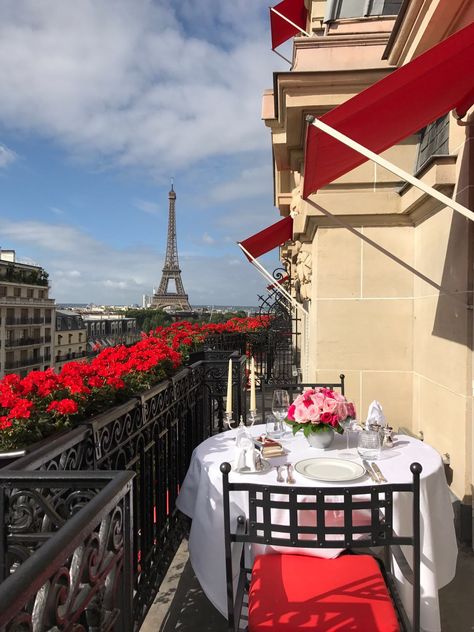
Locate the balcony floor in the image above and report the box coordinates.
[141,538,474,632]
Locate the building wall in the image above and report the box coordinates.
[55,315,87,369]
[0,259,55,377]
[264,0,474,505]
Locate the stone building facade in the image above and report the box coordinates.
[263,0,474,536]
[55,310,87,369]
[0,250,55,377]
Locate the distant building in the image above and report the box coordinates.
[142,294,153,308]
[82,314,139,353]
[0,249,55,377]
[55,310,87,369]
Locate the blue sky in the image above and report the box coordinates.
[0,0,289,306]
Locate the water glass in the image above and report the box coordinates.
[357,429,382,460]
[266,415,285,439]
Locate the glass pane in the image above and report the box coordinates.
[416,115,449,171]
[369,0,403,15]
[336,0,366,19]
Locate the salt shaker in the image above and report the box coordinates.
[383,426,394,448]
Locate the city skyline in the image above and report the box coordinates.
[0,1,287,305]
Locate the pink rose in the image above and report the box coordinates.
[287,403,296,421]
[320,412,333,424]
[336,402,348,420]
[323,398,338,413]
[294,402,310,422]
[346,403,356,418]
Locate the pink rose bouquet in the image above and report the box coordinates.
[286,387,356,437]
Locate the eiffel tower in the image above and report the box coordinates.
[152,184,191,311]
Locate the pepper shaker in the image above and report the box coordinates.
[383,426,394,448]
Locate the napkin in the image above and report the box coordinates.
[366,400,386,428]
[234,435,257,472]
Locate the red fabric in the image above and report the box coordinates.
[240,216,293,260]
[270,0,308,50]
[248,554,400,632]
[302,20,474,198]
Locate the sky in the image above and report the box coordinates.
[0,0,290,306]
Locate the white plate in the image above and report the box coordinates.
[294,457,365,482]
[233,459,272,475]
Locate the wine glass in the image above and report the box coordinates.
[270,389,289,438]
[339,401,356,458]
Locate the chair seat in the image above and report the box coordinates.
[248,553,401,632]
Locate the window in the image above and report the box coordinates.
[14,287,21,297]
[68,334,73,344]
[79,333,83,342]
[0,286,6,297]
[328,0,403,20]
[27,289,33,298]
[416,115,449,171]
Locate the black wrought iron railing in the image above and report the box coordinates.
[0,470,134,631]
[1,352,249,630]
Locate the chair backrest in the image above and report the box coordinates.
[221,461,421,631]
[260,375,345,418]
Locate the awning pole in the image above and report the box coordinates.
[271,7,311,38]
[238,243,309,315]
[273,48,292,65]
[307,116,474,223]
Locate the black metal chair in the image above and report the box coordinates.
[220,461,421,632]
[260,375,345,420]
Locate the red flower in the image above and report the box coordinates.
[47,398,79,415]
[0,416,12,430]
[8,399,34,420]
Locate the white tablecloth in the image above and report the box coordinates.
[176,426,458,632]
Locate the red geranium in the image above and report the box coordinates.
[47,398,79,415]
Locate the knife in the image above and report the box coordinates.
[371,462,387,483]
[362,459,379,483]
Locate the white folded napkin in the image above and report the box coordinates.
[366,400,386,428]
[234,435,257,472]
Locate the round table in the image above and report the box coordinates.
[176,426,457,632]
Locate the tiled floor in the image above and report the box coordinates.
[141,538,474,631]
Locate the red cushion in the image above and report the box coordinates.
[248,554,400,632]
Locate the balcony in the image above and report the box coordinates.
[55,350,88,363]
[0,342,251,630]
[5,317,46,326]
[5,336,51,349]
[0,296,54,305]
[4,355,45,370]
[0,330,470,631]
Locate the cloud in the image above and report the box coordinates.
[211,163,272,203]
[202,232,215,245]
[0,1,283,177]
[0,218,267,305]
[0,143,17,168]
[50,206,65,216]
[134,199,161,216]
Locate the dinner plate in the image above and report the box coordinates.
[294,457,365,482]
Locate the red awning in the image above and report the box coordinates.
[303,21,474,198]
[239,216,293,261]
[270,0,308,50]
